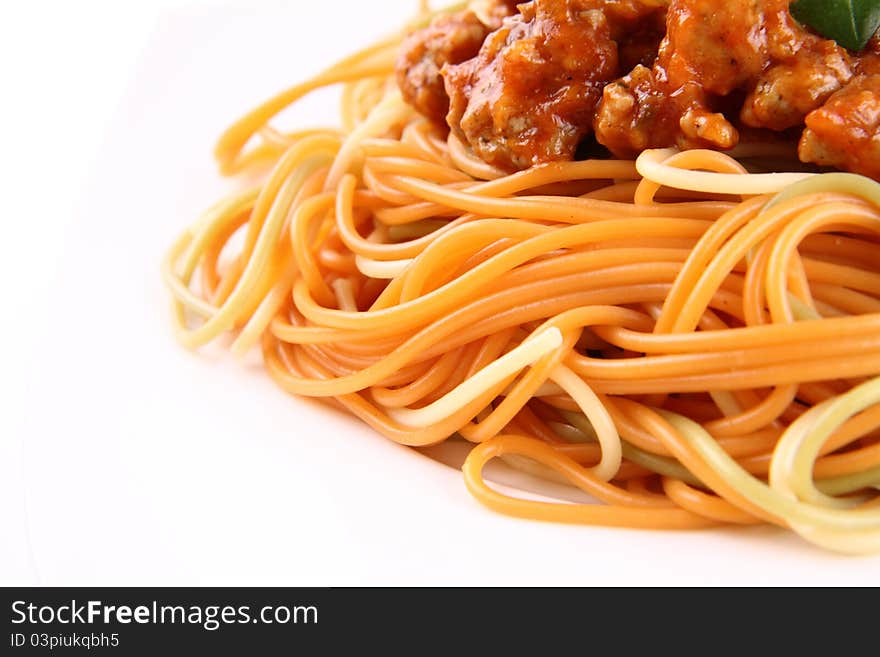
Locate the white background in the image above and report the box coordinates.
[2,0,879,585]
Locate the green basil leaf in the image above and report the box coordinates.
[791,0,880,51]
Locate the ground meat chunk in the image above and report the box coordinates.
[396,11,492,123]
[662,0,777,95]
[741,43,853,131]
[443,0,632,170]
[800,75,880,180]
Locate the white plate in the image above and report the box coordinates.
[17,1,880,585]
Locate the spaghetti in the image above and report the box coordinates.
[164,3,880,553]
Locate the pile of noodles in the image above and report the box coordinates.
[164,5,880,553]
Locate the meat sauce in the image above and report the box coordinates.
[595,0,854,155]
[395,0,880,180]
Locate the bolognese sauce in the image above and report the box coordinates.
[394,0,880,180]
